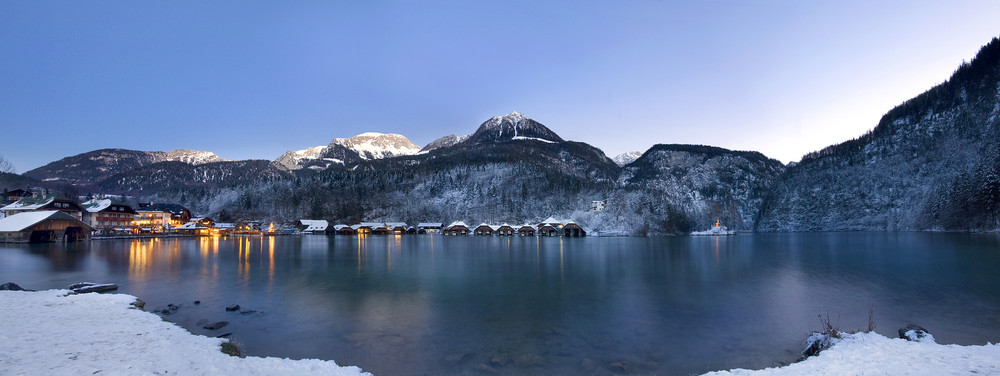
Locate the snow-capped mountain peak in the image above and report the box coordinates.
[274,146,328,170]
[468,112,565,144]
[330,133,420,160]
[162,149,230,165]
[612,151,644,166]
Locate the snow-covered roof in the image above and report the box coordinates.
[540,217,562,225]
[416,222,442,228]
[332,224,350,231]
[300,220,329,232]
[175,222,206,230]
[1,196,55,212]
[447,221,469,228]
[81,198,112,213]
[215,223,235,229]
[385,222,408,228]
[358,222,385,228]
[0,211,90,232]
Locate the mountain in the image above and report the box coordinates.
[274,146,328,170]
[465,111,564,145]
[24,148,229,186]
[329,132,420,160]
[162,149,229,165]
[756,37,1000,231]
[276,133,420,170]
[419,134,469,153]
[612,151,643,166]
[25,149,168,185]
[620,144,786,231]
[95,160,292,194]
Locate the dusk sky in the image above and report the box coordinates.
[2,1,999,172]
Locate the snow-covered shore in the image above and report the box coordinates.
[0,289,369,375]
[1,290,998,376]
[704,331,1000,376]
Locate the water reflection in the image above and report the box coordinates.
[1,233,999,376]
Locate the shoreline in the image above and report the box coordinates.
[2,289,998,375]
[0,289,369,375]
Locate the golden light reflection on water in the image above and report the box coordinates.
[357,235,367,271]
[128,239,152,280]
[268,236,275,286]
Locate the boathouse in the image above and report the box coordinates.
[298,219,329,234]
[1,194,85,220]
[538,224,559,237]
[334,225,356,235]
[563,222,587,237]
[386,222,408,234]
[444,221,470,235]
[474,224,494,236]
[497,224,515,236]
[417,222,443,234]
[0,211,93,243]
[518,225,536,237]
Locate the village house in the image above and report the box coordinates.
[444,221,470,235]
[4,189,29,204]
[214,222,235,235]
[235,220,263,234]
[591,200,607,212]
[0,194,85,220]
[175,221,210,235]
[81,198,138,235]
[191,217,214,228]
[136,203,192,229]
[0,211,93,243]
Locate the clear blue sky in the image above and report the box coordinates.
[2,1,999,172]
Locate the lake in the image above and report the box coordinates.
[2,233,999,375]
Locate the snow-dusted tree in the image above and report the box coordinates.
[0,154,14,174]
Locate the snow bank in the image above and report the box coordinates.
[704,331,1000,376]
[0,290,369,376]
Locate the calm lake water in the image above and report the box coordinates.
[2,233,1000,375]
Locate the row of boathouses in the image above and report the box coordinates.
[297,217,587,237]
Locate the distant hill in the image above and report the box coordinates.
[621,144,786,231]
[756,37,1000,231]
[24,148,229,186]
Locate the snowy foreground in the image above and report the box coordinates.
[704,332,1000,376]
[2,290,999,376]
[0,290,369,375]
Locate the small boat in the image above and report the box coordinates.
[690,219,736,236]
